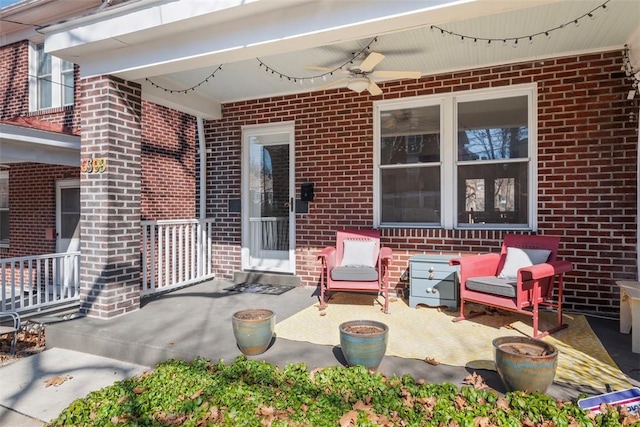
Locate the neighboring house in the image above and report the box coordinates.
[1,0,639,319]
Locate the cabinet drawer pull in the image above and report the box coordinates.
[428,273,435,279]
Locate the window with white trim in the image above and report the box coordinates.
[29,43,75,111]
[0,171,8,246]
[374,84,536,230]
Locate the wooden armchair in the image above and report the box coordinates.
[449,234,572,338]
[318,229,393,313]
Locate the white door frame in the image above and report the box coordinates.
[55,178,80,253]
[241,121,296,274]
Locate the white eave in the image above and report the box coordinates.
[0,124,80,166]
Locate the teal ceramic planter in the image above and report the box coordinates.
[493,336,558,393]
[339,320,389,371]
[232,309,276,356]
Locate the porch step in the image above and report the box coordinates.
[232,272,301,287]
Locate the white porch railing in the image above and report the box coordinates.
[0,252,81,314]
[141,218,215,296]
[250,216,289,252]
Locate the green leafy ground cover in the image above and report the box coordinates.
[48,356,638,426]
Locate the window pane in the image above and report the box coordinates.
[38,78,52,109]
[457,163,528,225]
[380,105,440,165]
[36,44,51,75]
[458,96,528,161]
[62,70,74,105]
[61,59,74,71]
[0,211,8,242]
[381,166,441,223]
[0,176,7,208]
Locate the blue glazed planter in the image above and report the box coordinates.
[339,320,389,371]
[232,309,276,356]
[493,336,558,393]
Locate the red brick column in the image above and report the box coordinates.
[79,75,141,318]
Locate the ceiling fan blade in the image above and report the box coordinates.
[358,52,385,72]
[372,70,422,80]
[305,65,337,72]
[367,81,383,96]
[315,77,349,92]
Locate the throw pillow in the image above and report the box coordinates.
[340,239,376,268]
[497,247,551,280]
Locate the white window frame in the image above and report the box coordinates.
[0,170,8,247]
[373,83,538,230]
[29,42,74,111]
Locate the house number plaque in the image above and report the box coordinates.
[81,157,107,174]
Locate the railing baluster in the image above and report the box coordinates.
[138,218,215,297]
[0,252,80,314]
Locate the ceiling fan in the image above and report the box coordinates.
[307,52,422,96]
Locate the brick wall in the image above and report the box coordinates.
[204,50,638,317]
[141,101,197,220]
[0,41,29,118]
[4,164,77,258]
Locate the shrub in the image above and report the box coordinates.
[48,356,637,426]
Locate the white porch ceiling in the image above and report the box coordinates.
[6,0,640,119]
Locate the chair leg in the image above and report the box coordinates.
[453,299,486,322]
[10,331,17,356]
[319,267,328,310]
[382,288,389,314]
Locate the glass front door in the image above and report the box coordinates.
[242,123,295,273]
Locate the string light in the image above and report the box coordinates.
[257,37,379,85]
[430,0,610,46]
[145,65,222,94]
[622,44,639,100]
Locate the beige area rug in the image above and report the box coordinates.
[275,293,631,392]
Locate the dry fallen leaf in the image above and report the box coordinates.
[424,357,440,366]
[463,372,488,389]
[44,375,71,387]
[190,389,204,400]
[339,409,358,427]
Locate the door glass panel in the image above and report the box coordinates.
[60,187,80,239]
[249,135,290,254]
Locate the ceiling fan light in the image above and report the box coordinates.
[347,77,370,93]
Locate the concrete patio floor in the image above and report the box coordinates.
[1,278,639,425]
[44,279,639,401]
